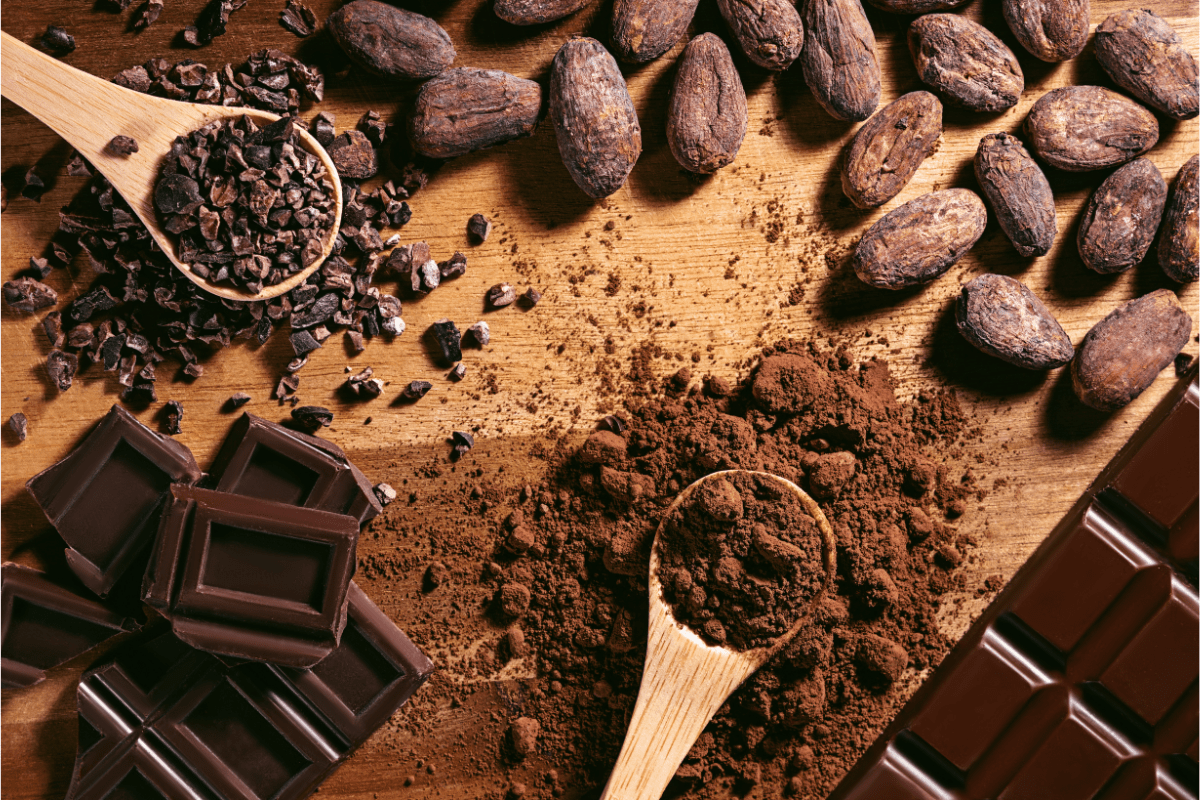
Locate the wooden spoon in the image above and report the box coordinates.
[599,469,837,800]
[0,30,343,302]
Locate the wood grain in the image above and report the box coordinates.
[1,0,1197,798]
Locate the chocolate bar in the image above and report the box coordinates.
[2,563,139,688]
[67,583,433,800]
[26,405,202,598]
[143,485,359,668]
[830,369,1199,799]
[207,413,382,525]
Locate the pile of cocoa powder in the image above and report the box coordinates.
[381,338,985,800]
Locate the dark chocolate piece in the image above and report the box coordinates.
[830,369,1199,799]
[143,484,359,667]
[207,413,381,524]
[26,405,202,598]
[2,563,139,688]
[67,583,432,800]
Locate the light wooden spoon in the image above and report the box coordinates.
[599,469,837,800]
[0,30,343,302]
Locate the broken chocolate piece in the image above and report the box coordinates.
[487,282,517,309]
[449,363,467,381]
[343,366,384,399]
[467,213,492,243]
[3,277,58,312]
[107,136,139,156]
[465,320,490,347]
[162,400,184,435]
[280,0,319,36]
[373,482,397,506]
[401,380,433,401]
[40,25,76,54]
[46,350,79,391]
[7,413,28,443]
[450,430,474,460]
[292,405,334,429]
[21,168,47,201]
[224,392,251,411]
[519,287,542,308]
[429,318,462,365]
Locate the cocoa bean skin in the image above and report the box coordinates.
[1025,86,1159,173]
[1159,155,1199,283]
[612,0,699,63]
[841,91,942,210]
[1095,9,1199,121]
[716,0,804,71]
[956,274,1073,370]
[801,0,880,122]
[853,189,987,290]
[666,34,748,174]
[1077,158,1167,275]
[908,14,1023,113]
[327,0,455,80]
[549,38,642,199]
[1072,290,1193,411]
[408,68,542,159]
[495,0,593,25]
[1002,0,1089,63]
[866,0,966,12]
[974,133,1056,258]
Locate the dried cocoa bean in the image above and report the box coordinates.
[1095,9,1199,121]
[1072,290,1193,411]
[612,0,699,63]
[717,0,804,71]
[1024,86,1159,172]
[956,274,1073,370]
[327,0,455,80]
[495,0,593,25]
[974,132,1056,258]
[549,38,641,198]
[1002,0,1089,62]
[1159,155,1199,283]
[408,68,542,159]
[666,34,748,174]
[908,14,1023,113]
[852,189,987,289]
[801,0,879,121]
[865,0,966,11]
[1077,158,1167,275]
[841,91,941,209]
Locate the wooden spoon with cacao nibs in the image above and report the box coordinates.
[0,31,343,303]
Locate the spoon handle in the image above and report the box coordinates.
[598,586,762,800]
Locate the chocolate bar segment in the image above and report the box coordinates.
[26,405,202,598]
[208,414,381,525]
[143,485,359,668]
[1,563,139,688]
[830,370,1199,799]
[68,585,433,800]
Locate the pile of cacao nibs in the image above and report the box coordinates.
[154,115,338,292]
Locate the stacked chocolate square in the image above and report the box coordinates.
[3,407,431,800]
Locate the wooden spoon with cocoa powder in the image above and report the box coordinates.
[0,31,342,302]
[599,470,837,800]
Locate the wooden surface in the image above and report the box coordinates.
[1,0,1197,797]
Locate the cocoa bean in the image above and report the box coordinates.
[908,14,1023,113]
[1077,158,1167,275]
[852,189,987,289]
[666,34,748,174]
[865,0,966,11]
[1024,86,1159,172]
[1002,0,1089,62]
[717,0,804,71]
[1095,9,1199,121]
[1072,290,1193,411]
[327,0,454,80]
[495,0,593,25]
[956,274,1073,370]
[801,0,880,122]
[408,68,542,159]
[612,0,699,63]
[974,132,1056,258]
[841,91,942,209]
[1159,155,1199,283]
[549,38,642,198]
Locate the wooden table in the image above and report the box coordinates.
[2,0,1196,797]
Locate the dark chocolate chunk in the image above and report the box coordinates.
[143,484,359,666]
[439,251,467,281]
[107,136,139,156]
[7,412,29,443]
[183,0,248,47]
[487,283,516,309]
[132,0,164,29]
[401,380,433,401]
[26,404,202,597]
[280,0,319,36]
[450,430,474,460]
[21,168,47,201]
[1,564,139,689]
[373,482,397,506]
[312,111,336,146]
[3,277,58,312]
[344,366,384,399]
[46,349,79,391]
[162,400,184,435]
[519,287,542,308]
[430,318,462,365]
[292,405,334,429]
[468,213,492,243]
[599,415,626,434]
[465,320,490,347]
[449,363,467,381]
[290,329,322,356]
[224,392,251,411]
[154,173,203,215]
[40,25,76,54]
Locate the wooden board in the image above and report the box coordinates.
[2,0,1197,797]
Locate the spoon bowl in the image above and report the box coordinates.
[599,470,837,800]
[0,30,342,302]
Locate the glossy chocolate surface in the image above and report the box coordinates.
[830,370,1199,799]
[26,405,202,598]
[1,563,139,688]
[143,485,359,668]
